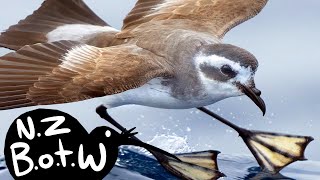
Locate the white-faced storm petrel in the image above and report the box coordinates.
[0,0,313,179]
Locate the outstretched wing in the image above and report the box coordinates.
[122,0,268,38]
[0,40,172,110]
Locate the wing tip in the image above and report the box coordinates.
[0,0,108,50]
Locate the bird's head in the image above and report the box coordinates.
[90,126,121,145]
[91,126,138,146]
[195,44,266,115]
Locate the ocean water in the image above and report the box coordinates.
[1,135,320,180]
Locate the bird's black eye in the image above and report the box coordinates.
[220,65,237,78]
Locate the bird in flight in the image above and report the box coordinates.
[0,0,313,179]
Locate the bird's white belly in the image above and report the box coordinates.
[100,78,214,109]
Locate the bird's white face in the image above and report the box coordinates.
[195,54,255,101]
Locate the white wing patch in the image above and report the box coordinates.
[47,24,119,42]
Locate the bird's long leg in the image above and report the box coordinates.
[96,105,225,180]
[96,105,138,140]
[198,107,314,174]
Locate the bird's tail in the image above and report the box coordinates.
[153,150,225,180]
[0,0,108,50]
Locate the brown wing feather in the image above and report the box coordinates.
[0,41,172,110]
[0,0,110,50]
[122,0,268,38]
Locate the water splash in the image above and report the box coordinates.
[124,133,194,158]
[147,134,193,154]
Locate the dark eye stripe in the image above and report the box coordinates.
[199,63,231,82]
[220,65,237,78]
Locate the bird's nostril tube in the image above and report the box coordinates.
[252,88,262,96]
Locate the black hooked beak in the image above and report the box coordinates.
[238,84,266,116]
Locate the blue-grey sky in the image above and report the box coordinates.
[0,0,319,165]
